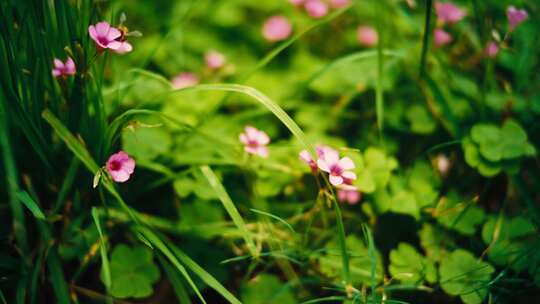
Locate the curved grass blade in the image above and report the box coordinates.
[158,255,193,304]
[15,191,45,220]
[175,84,313,152]
[136,227,207,304]
[250,208,296,234]
[169,241,243,304]
[201,165,258,258]
[91,207,112,304]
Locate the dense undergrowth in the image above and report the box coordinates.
[0,0,539,303]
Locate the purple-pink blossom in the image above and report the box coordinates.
[205,50,226,70]
[52,57,76,77]
[317,148,356,186]
[433,28,452,48]
[329,0,351,9]
[304,0,329,19]
[106,151,135,183]
[88,21,133,54]
[434,1,466,24]
[357,26,378,47]
[299,150,317,171]
[262,16,292,42]
[171,73,199,89]
[506,6,528,31]
[239,126,270,158]
[484,41,499,58]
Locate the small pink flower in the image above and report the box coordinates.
[171,73,199,89]
[338,188,361,205]
[106,151,135,183]
[435,154,450,175]
[299,150,317,171]
[329,0,351,9]
[88,21,133,54]
[304,0,328,19]
[262,16,292,42]
[433,28,452,48]
[205,50,226,70]
[52,57,76,77]
[434,1,466,24]
[484,41,499,58]
[239,126,270,158]
[317,149,356,186]
[357,26,378,47]
[506,6,528,31]
[289,0,305,7]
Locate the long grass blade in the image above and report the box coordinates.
[15,191,45,220]
[201,165,258,258]
[91,208,112,303]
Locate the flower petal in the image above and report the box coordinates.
[329,174,343,186]
[88,25,98,40]
[338,157,355,170]
[317,159,330,172]
[342,171,357,180]
[95,21,111,36]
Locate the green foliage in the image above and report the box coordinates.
[240,274,295,304]
[389,243,437,284]
[102,244,160,299]
[439,250,495,304]
[319,235,384,285]
[435,192,485,236]
[464,120,535,177]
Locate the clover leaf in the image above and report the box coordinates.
[102,244,160,299]
[439,249,495,304]
[465,121,535,177]
[481,216,538,273]
[418,224,454,262]
[435,191,485,236]
[354,147,398,193]
[389,243,437,284]
[240,274,295,304]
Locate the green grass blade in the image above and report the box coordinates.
[375,2,385,135]
[136,227,207,304]
[170,242,242,304]
[200,165,258,258]
[250,208,296,234]
[362,224,377,302]
[46,247,71,304]
[42,109,100,172]
[53,158,80,213]
[333,200,351,285]
[419,0,433,77]
[157,255,193,304]
[91,208,112,303]
[176,84,312,152]
[15,191,45,220]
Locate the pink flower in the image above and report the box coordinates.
[289,0,305,7]
[52,57,76,77]
[435,154,450,175]
[357,26,378,47]
[262,16,292,42]
[338,188,361,205]
[434,1,466,24]
[171,73,199,89]
[88,21,133,54]
[299,150,318,171]
[239,126,270,158]
[433,28,452,48]
[106,151,135,183]
[506,6,528,31]
[304,0,328,19]
[205,50,226,70]
[484,41,499,58]
[329,0,351,9]
[317,149,356,186]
